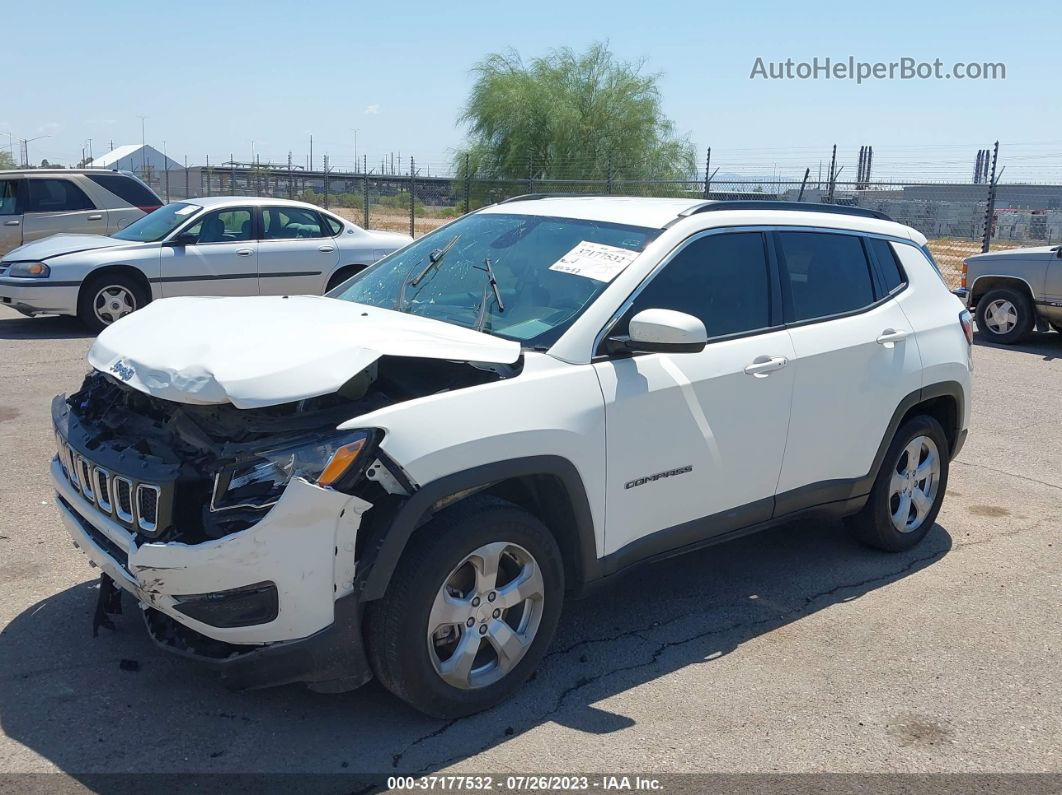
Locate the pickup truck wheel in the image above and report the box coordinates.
[366,496,564,718]
[847,415,949,552]
[974,287,1033,344]
[78,273,149,333]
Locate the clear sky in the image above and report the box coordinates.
[8,0,1060,182]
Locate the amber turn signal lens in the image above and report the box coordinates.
[317,438,368,487]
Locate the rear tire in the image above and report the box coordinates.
[974,287,1033,345]
[847,415,949,552]
[365,496,564,718]
[78,272,149,333]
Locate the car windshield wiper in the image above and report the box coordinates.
[397,235,460,310]
[474,256,505,332]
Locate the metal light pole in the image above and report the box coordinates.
[19,135,49,168]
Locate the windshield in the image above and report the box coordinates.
[111,202,201,242]
[331,212,658,347]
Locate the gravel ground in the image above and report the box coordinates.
[0,305,1058,790]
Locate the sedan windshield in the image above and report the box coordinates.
[111,202,201,242]
[331,212,658,348]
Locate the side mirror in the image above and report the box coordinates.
[166,232,198,247]
[607,308,708,355]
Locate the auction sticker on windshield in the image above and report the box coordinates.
[548,241,639,282]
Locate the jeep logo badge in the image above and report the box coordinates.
[109,360,134,382]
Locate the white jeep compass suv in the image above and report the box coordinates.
[51,197,973,718]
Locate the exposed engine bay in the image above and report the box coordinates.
[57,356,518,543]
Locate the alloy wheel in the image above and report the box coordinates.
[888,435,941,533]
[427,541,544,690]
[983,298,1018,335]
[93,286,136,325]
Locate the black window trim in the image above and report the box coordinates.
[593,224,917,358]
[321,210,347,237]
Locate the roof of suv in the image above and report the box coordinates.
[478,195,924,243]
[0,168,139,177]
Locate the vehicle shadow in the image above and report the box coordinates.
[0,313,93,341]
[974,329,1062,360]
[0,517,952,784]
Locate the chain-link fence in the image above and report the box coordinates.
[137,150,1062,291]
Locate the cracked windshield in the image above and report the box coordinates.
[332,212,658,347]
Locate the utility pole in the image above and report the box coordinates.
[163,140,170,202]
[703,147,711,199]
[309,134,313,172]
[409,155,416,238]
[137,115,148,176]
[826,144,837,203]
[87,138,93,164]
[352,129,358,171]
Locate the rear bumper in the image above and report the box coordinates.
[52,455,375,690]
[0,278,79,316]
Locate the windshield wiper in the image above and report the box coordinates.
[397,234,460,311]
[474,256,505,331]
[411,235,460,287]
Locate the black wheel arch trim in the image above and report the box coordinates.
[357,455,599,602]
[357,382,965,602]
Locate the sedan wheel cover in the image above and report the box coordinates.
[427,541,544,690]
[983,299,1018,334]
[93,286,136,325]
[889,435,941,533]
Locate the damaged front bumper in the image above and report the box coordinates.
[52,456,376,690]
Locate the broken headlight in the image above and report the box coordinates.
[211,429,376,512]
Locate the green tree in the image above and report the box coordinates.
[454,43,695,185]
[0,151,14,170]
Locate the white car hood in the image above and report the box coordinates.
[88,295,521,408]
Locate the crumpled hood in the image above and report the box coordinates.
[88,295,521,408]
[4,234,131,262]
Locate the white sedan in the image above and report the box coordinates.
[0,197,412,331]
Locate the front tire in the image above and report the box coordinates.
[78,273,149,333]
[366,496,564,718]
[847,415,949,552]
[974,287,1033,345]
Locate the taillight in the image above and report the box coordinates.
[137,205,162,214]
[960,259,968,289]
[960,309,974,346]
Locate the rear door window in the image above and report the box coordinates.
[775,231,876,322]
[25,179,95,212]
[262,206,326,239]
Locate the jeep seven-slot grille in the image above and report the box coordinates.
[55,430,163,536]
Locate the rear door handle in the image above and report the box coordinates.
[318,245,335,253]
[3,220,18,226]
[87,214,103,221]
[235,248,253,256]
[744,356,788,377]
[876,328,911,346]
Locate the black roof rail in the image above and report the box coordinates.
[499,193,614,203]
[678,200,893,222]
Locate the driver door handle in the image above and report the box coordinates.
[744,356,788,377]
[318,244,335,253]
[235,248,253,256]
[3,220,18,226]
[876,328,911,345]
[87,214,103,221]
